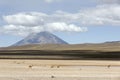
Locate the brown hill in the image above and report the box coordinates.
[1,42,120,51]
[0,42,120,60]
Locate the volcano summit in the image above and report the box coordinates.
[13,31,68,46]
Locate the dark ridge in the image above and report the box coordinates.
[0,50,120,60]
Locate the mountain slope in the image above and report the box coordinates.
[13,31,68,46]
[1,41,119,51]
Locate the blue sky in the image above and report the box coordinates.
[0,0,120,47]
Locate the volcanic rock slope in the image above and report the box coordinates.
[13,31,68,46]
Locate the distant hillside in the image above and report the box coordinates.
[1,42,120,51]
[13,31,68,46]
[1,41,120,60]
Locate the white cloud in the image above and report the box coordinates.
[1,4,120,36]
[0,23,86,36]
[2,12,87,36]
[44,0,62,3]
[97,0,120,4]
[3,12,47,26]
[79,4,120,25]
[0,25,44,36]
[45,22,86,32]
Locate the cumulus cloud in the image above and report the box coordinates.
[0,23,85,36]
[79,4,120,25]
[2,12,87,36]
[97,0,120,4]
[44,0,62,3]
[45,22,87,32]
[1,4,120,36]
[0,25,44,36]
[3,12,47,26]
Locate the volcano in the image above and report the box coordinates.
[13,31,68,46]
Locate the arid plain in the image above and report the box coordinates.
[0,60,120,80]
[0,43,120,80]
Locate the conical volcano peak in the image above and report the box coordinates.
[13,31,68,46]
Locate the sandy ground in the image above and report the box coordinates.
[0,60,120,80]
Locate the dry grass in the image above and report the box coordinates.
[1,43,120,51]
[0,43,120,60]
